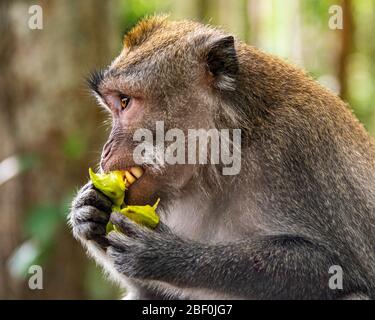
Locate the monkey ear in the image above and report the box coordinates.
[205,35,238,91]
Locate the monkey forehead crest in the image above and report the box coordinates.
[121,14,218,54]
[123,14,169,49]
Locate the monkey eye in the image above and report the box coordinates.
[119,94,131,110]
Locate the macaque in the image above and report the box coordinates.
[69,16,375,299]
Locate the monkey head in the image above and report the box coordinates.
[88,16,239,205]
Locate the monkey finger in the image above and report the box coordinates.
[110,211,146,239]
[80,181,94,194]
[73,221,106,241]
[73,188,112,213]
[106,230,134,251]
[74,206,110,225]
[91,235,110,250]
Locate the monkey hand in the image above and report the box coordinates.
[69,181,113,249]
[106,212,181,281]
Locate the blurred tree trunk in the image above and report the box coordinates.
[174,0,212,21]
[248,0,261,46]
[288,0,303,64]
[0,0,24,299]
[174,0,250,42]
[218,0,249,41]
[242,0,251,43]
[0,0,120,299]
[338,0,354,100]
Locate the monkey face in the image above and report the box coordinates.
[87,17,238,205]
[89,72,200,205]
[92,75,200,205]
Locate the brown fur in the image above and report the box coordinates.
[123,14,169,49]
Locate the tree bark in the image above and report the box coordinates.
[0,0,121,299]
[0,0,24,300]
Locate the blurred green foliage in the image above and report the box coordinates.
[119,0,172,34]
[9,197,70,279]
[63,132,88,160]
[85,262,121,299]
[348,1,375,133]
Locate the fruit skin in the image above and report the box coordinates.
[89,168,126,207]
[88,168,160,233]
[120,198,160,229]
[106,205,121,233]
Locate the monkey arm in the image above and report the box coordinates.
[69,182,179,299]
[107,212,358,299]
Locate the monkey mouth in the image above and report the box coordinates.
[122,166,144,188]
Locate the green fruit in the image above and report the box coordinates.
[120,198,160,229]
[88,169,160,233]
[89,168,126,207]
